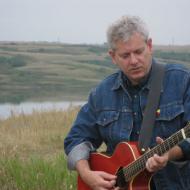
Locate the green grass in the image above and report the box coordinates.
[0,107,80,190]
[0,155,76,190]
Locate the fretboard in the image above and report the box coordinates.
[123,123,190,182]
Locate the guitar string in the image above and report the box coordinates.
[119,125,190,181]
[123,132,181,181]
[133,131,182,177]
[128,126,190,180]
[134,122,190,175]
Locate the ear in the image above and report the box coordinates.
[108,49,117,65]
[147,38,153,53]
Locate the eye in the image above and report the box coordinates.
[135,47,145,55]
[122,54,130,59]
[119,53,130,59]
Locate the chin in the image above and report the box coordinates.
[131,75,145,84]
[132,73,144,80]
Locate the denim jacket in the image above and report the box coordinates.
[64,60,190,190]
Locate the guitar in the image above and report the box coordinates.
[77,123,190,190]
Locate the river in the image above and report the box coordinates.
[0,101,86,119]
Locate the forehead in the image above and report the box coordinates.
[115,33,146,53]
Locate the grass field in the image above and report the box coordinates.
[0,42,116,103]
[0,42,190,103]
[0,106,80,190]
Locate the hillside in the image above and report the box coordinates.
[0,42,190,103]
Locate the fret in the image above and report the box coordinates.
[181,128,186,139]
[165,139,170,152]
[184,123,190,136]
[176,132,180,142]
[172,134,175,146]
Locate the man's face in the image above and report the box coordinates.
[109,33,153,85]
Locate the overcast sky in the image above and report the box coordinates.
[0,0,190,45]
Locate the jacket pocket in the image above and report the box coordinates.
[155,101,184,138]
[156,101,184,121]
[96,110,120,151]
[96,110,120,126]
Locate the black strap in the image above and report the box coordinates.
[138,62,165,152]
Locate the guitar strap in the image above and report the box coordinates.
[138,62,165,152]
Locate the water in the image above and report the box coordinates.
[0,101,86,119]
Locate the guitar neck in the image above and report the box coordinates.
[123,123,190,181]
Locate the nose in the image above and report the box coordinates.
[129,53,138,65]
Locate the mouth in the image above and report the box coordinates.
[130,67,142,72]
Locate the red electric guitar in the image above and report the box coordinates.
[77,123,190,190]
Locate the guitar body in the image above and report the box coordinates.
[77,142,152,190]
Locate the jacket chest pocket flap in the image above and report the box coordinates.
[96,111,120,126]
[155,102,184,137]
[156,102,184,121]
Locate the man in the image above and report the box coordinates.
[64,15,190,190]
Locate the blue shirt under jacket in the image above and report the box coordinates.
[64,59,190,190]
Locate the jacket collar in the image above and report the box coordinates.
[111,59,158,91]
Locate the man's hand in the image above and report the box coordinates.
[146,137,169,172]
[76,159,120,190]
[145,136,184,173]
[81,170,118,190]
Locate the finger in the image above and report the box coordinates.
[98,172,117,189]
[110,179,116,186]
[146,159,154,172]
[147,154,167,172]
[146,155,159,172]
[151,154,165,168]
[153,154,168,166]
[156,136,164,144]
[152,154,163,162]
[101,179,116,189]
[100,172,117,180]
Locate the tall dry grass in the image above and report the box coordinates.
[0,106,80,190]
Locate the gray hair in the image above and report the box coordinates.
[106,15,149,50]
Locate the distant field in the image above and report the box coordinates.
[0,42,190,103]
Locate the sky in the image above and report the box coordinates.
[0,0,190,45]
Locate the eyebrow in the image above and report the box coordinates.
[118,46,145,57]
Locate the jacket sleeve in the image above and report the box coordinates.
[64,88,103,170]
[180,70,190,159]
[178,139,190,160]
